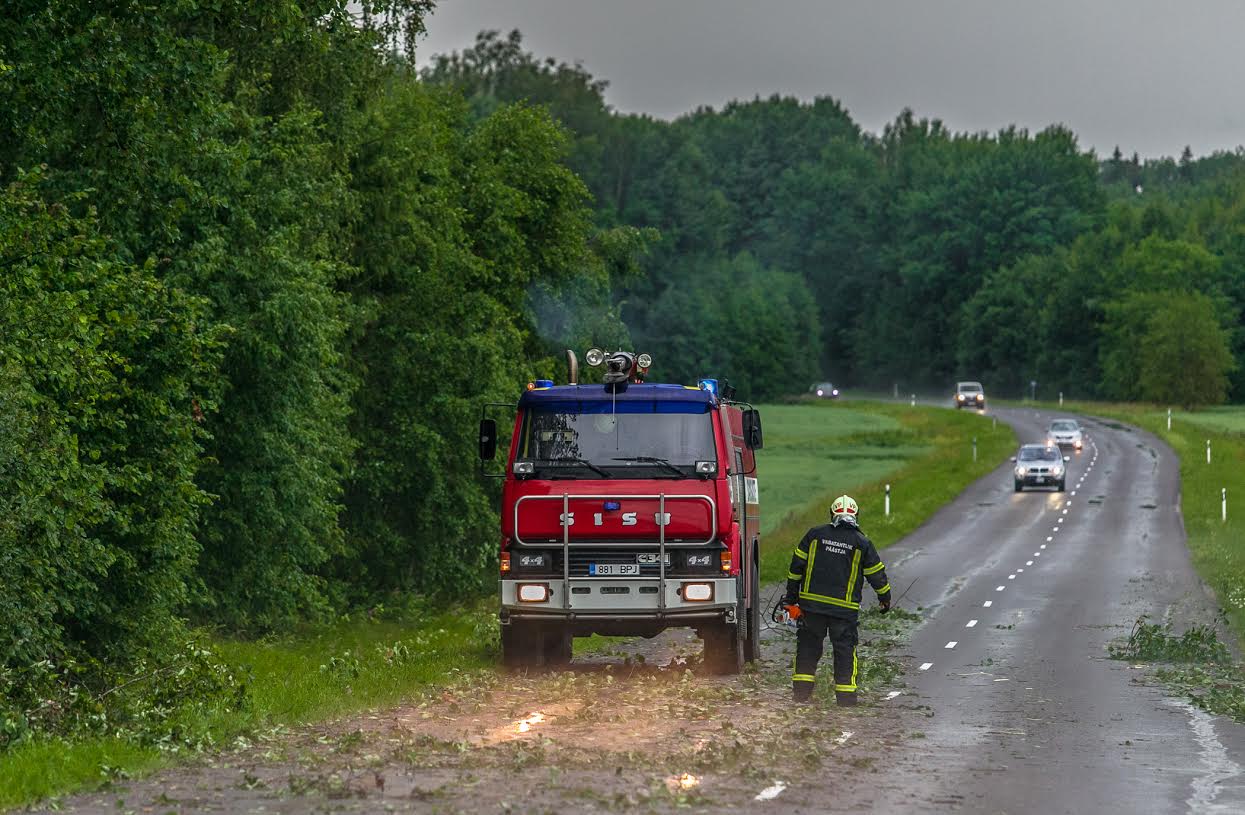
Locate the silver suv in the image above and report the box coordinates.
[1012,444,1068,492]
[955,381,985,410]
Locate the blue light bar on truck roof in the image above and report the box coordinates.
[698,378,718,396]
[518,383,714,413]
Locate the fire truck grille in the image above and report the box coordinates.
[510,548,720,578]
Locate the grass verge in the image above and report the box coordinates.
[758,400,1016,583]
[0,607,497,809]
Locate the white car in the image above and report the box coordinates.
[955,381,986,409]
[1047,419,1084,452]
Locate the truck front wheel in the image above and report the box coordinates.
[501,622,543,670]
[543,628,573,666]
[744,564,761,662]
[702,622,744,675]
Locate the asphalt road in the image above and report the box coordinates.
[821,405,1245,814]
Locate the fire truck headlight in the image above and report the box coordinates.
[585,348,605,367]
[513,461,534,476]
[517,583,550,603]
[637,353,652,369]
[682,583,714,602]
[695,461,717,475]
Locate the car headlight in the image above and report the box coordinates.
[1015,466,1026,477]
[1052,465,1064,476]
[957,394,965,401]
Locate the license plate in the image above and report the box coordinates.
[590,563,640,576]
[1034,476,1046,483]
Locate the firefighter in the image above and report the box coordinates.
[783,494,891,706]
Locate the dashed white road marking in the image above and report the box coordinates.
[1047,536,1053,542]
[945,641,958,649]
[996,585,1006,591]
[1026,560,1034,566]
[1071,490,1077,496]
[1017,568,1025,573]
[1007,574,1016,580]
[983,600,993,608]
[919,662,933,671]
[1062,508,1068,514]
[1041,544,1047,549]
[1065,500,1072,507]
[1053,526,1060,532]
[966,620,978,628]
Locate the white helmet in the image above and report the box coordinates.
[830,494,859,526]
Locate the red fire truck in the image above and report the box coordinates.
[478,349,764,673]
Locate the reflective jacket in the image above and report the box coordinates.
[785,522,891,620]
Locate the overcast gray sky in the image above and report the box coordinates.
[415,0,1245,159]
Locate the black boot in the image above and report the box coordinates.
[836,690,858,707]
[793,683,814,703]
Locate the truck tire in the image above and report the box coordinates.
[744,563,761,662]
[501,623,542,670]
[543,628,573,667]
[702,622,744,675]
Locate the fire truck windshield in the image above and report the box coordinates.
[518,403,715,479]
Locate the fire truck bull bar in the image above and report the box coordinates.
[501,492,733,621]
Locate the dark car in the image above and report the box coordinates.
[1011,444,1069,492]
[810,382,840,399]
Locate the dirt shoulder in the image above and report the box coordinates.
[44,607,920,814]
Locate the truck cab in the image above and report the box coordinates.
[479,350,763,673]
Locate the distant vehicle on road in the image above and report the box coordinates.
[955,381,985,409]
[1011,444,1069,492]
[1047,419,1084,452]
[810,382,840,399]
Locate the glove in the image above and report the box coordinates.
[784,604,802,621]
[878,593,892,614]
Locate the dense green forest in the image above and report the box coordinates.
[2,6,1244,749]
[427,30,1245,405]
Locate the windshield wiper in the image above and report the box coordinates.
[540,457,612,479]
[611,456,686,477]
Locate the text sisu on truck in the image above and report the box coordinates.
[478,349,764,674]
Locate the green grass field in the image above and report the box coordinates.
[0,610,496,809]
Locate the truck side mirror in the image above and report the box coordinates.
[743,409,763,450]
[479,419,498,461]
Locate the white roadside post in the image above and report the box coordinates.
[1224,488,1228,523]
[893,383,899,399]
[885,483,891,517]
[1059,391,1064,407]
[1207,439,1212,464]
[910,393,916,407]
[1167,408,1172,431]
[973,436,978,463]
[993,416,997,430]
